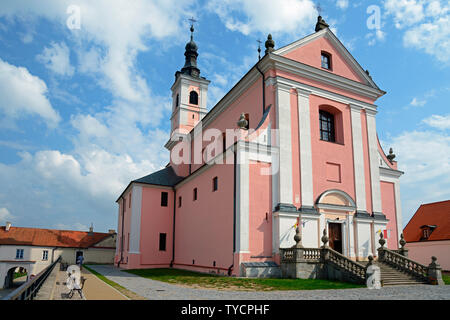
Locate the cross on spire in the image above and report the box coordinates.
[257,39,262,60]
[189,17,197,36]
[316,1,322,16]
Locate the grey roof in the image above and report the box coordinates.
[133,166,184,187]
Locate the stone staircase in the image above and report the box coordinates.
[378,262,428,286]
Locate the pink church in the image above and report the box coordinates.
[114,17,404,277]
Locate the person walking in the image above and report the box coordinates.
[76,255,84,270]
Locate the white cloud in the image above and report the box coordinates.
[384,0,425,29]
[367,29,386,46]
[207,0,317,37]
[403,16,450,63]
[385,126,450,226]
[37,42,74,77]
[384,0,450,64]
[0,58,61,128]
[336,0,349,10]
[410,97,427,107]
[0,208,14,223]
[422,114,450,130]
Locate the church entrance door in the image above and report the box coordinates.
[328,223,343,254]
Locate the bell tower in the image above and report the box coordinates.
[169,20,210,138]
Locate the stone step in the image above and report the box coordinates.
[376,261,429,286]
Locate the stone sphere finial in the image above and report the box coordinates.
[265,34,275,54]
[321,229,329,247]
[237,113,248,129]
[293,226,303,248]
[379,232,386,247]
[399,233,406,249]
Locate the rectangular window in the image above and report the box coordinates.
[42,250,48,261]
[321,52,332,70]
[222,132,226,154]
[161,192,168,207]
[16,249,24,259]
[179,196,182,208]
[319,110,335,143]
[159,233,167,251]
[129,192,132,208]
[193,188,198,201]
[213,177,218,192]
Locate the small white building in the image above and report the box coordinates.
[0,222,116,289]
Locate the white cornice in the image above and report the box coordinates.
[271,76,378,112]
[264,54,384,101]
[171,74,211,92]
[380,167,404,179]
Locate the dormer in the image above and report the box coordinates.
[420,225,437,241]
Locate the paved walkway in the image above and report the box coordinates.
[51,266,128,300]
[81,267,128,300]
[87,265,450,300]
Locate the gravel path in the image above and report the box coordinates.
[86,265,450,300]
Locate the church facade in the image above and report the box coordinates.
[114,17,404,277]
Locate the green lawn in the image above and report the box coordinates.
[125,268,364,291]
[13,272,27,279]
[443,272,450,285]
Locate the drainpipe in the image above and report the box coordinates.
[228,144,238,276]
[255,63,266,114]
[170,188,177,268]
[118,196,125,268]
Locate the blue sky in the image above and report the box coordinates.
[0,0,448,233]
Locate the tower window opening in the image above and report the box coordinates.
[189,91,199,105]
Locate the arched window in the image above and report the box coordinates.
[319,110,335,142]
[321,52,332,70]
[189,91,199,105]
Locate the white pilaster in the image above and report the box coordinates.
[297,89,314,207]
[348,214,356,258]
[275,84,294,205]
[129,185,142,254]
[366,111,382,213]
[236,144,250,253]
[350,105,367,213]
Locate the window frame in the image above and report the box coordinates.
[161,192,169,207]
[319,110,336,143]
[159,233,167,251]
[189,91,199,105]
[16,249,24,259]
[42,250,49,261]
[321,52,332,70]
[212,177,218,192]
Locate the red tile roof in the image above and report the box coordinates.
[404,200,450,242]
[0,226,114,248]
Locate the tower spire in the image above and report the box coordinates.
[179,17,201,78]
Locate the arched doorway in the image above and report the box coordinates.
[316,189,357,257]
[4,266,28,289]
